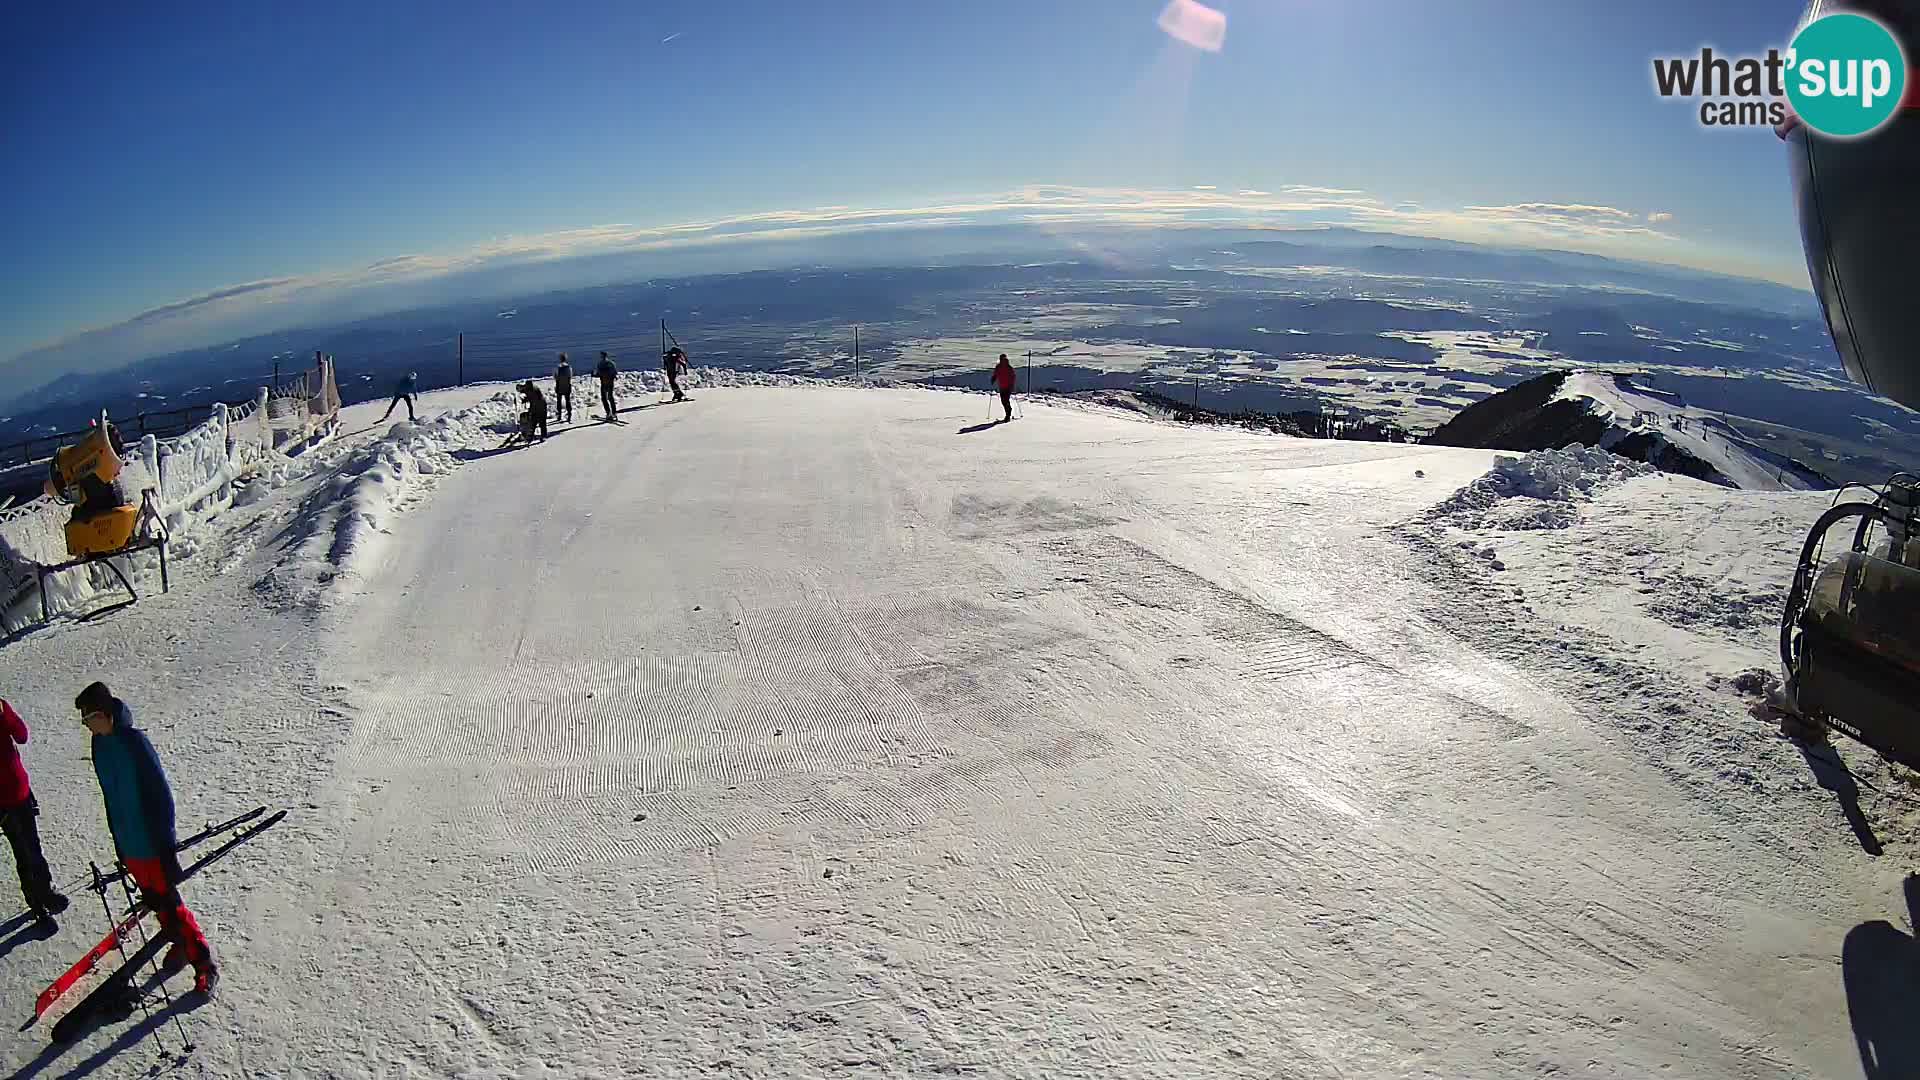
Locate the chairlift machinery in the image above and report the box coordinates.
[1773,0,1920,765]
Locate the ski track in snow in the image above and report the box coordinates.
[0,379,1913,1078]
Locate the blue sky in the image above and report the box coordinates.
[2,0,1820,382]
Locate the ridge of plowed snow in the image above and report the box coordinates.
[1432,444,1655,530]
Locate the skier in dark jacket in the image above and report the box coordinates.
[663,346,689,402]
[76,682,216,994]
[991,355,1017,422]
[0,697,68,927]
[553,354,573,423]
[595,352,619,420]
[380,371,419,422]
[517,381,549,442]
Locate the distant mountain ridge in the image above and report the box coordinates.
[1426,370,1833,491]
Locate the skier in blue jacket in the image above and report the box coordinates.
[77,682,216,995]
[380,371,419,422]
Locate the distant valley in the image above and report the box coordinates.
[5,228,1914,488]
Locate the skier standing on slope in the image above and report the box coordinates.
[992,354,1017,422]
[595,352,619,420]
[517,381,549,442]
[380,371,419,422]
[0,697,69,927]
[75,682,217,995]
[553,354,573,423]
[664,346,689,402]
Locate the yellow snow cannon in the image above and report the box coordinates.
[1779,473,1920,769]
[43,421,139,558]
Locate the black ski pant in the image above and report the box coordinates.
[667,370,684,400]
[999,388,1013,420]
[381,392,416,421]
[600,379,617,419]
[2,797,58,913]
[555,387,572,421]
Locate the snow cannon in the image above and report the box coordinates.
[1778,473,1920,768]
[43,421,139,558]
[1781,0,1920,411]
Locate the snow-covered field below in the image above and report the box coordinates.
[0,377,1913,1079]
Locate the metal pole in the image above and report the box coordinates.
[457,333,465,386]
[855,325,860,377]
[1192,376,1200,419]
[116,868,194,1052]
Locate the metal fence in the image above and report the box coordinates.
[0,403,235,472]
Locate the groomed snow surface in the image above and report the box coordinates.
[0,372,1914,1078]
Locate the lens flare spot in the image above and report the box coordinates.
[1158,0,1226,52]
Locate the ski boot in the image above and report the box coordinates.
[31,891,69,932]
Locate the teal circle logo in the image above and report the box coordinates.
[1786,12,1908,138]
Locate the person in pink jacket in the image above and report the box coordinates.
[1,698,69,926]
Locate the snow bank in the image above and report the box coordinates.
[258,390,523,607]
[1433,444,1654,529]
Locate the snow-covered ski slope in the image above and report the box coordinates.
[1552,371,1827,491]
[1,379,1914,1079]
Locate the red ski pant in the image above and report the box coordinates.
[124,857,210,971]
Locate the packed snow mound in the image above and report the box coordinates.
[1480,444,1655,502]
[256,392,515,607]
[1434,445,1655,530]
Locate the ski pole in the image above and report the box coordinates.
[117,869,194,1055]
[89,863,165,1046]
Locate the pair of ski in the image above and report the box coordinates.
[31,806,286,1043]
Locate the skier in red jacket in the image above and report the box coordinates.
[992,354,1017,422]
[1,698,69,927]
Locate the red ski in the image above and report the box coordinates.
[33,910,148,1018]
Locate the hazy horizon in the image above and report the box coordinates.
[0,200,1820,410]
[3,0,1825,396]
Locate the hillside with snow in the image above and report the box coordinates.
[1427,369,1836,492]
[0,374,1913,1078]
